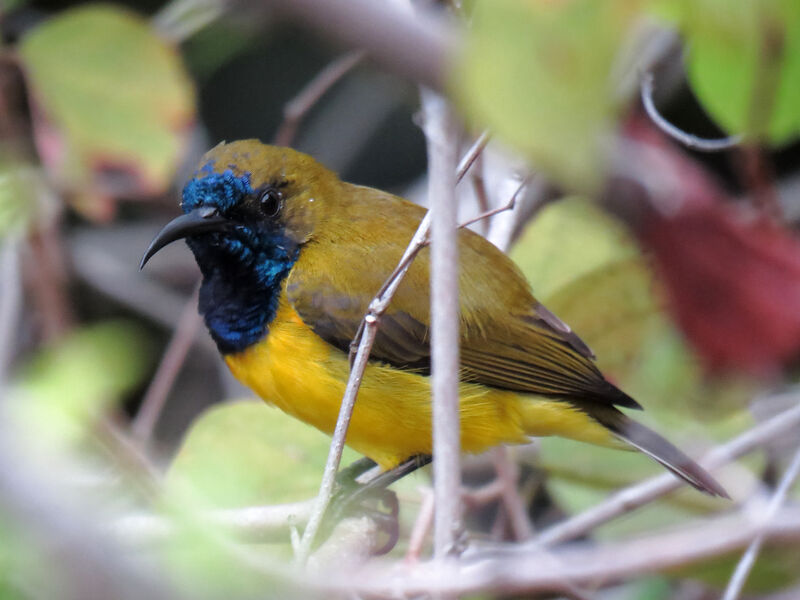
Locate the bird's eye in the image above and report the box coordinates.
[258,188,282,217]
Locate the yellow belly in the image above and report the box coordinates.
[225,296,616,470]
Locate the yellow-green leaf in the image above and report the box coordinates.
[12,320,151,446]
[676,0,800,144]
[166,400,359,508]
[455,0,642,189]
[18,4,195,220]
[512,196,638,301]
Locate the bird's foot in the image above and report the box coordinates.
[319,455,432,555]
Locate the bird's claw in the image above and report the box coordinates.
[324,483,400,555]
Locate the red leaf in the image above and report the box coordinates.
[643,205,800,375]
[631,118,800,375]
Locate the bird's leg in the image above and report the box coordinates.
[335,456,380,487]
[323,454,432,554]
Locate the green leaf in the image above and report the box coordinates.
[18,4,195,220]
[512,196,638,300]
[674,545,800,594]
[454,0,642,189]
[546,258,659,379]
[166,400,360,508]
[12,320,151,446]
[676,0,800,144]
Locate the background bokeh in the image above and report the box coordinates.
[1,0,800,598]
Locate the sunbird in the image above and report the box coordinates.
[142,139,727,497]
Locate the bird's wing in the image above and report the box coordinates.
[286,186,638,408]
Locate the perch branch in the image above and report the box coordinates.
[297,121,490,565]
[422,89,462,560]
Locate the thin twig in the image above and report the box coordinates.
[298,209,434,562]
[470,160,491,235]
[295,314,380,563]
[299,125,492,563]
[27,218,73,340]
[458,178,527,231]
[462,479,506,508]
[96,417,162,500]
[405,488,435,563]
[535,397,800,548]
[722,442,800,600]
[273,51,365,147]
[456,131,490,182]
[422,89,462,561]
[491,447,533,541]
[641,72,741,152]
[131,283,202,444]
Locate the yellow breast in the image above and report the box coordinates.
[225,293,615,470]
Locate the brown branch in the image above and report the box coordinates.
[405,488,435,564]
[26,216,73,341]
[131,283,202,445]
[265,0,457,91]
[96,417,162,500]
[491,447,533,541]
[273,51,365,147]
[338,508,800,597]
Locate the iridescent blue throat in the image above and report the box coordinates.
[182,169,299,355]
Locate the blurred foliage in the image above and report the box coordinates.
[670,544,800,594]
[456,0,799,191]
[0,0,798,598]
[17,4,195,220]
[455,0,641,190]
[512,198,787,593]
[674,0,800,144]
[166,400,359,507]
[11,320,152,445]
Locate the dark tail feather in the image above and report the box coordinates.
[591,407,729,498]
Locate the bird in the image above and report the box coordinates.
[141,139,727,498]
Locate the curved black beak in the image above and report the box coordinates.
[140,206,229,269]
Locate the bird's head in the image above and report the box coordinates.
[140,140,341,353]
[140,139,338,272]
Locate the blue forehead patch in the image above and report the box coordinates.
[181,168,254,214]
